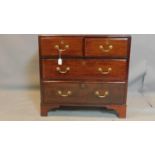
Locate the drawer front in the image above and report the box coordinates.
[42,59,127,81]
[43,82,126,105]
[85,38,128,58]
[39,36,83,57]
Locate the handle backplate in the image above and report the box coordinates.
[54,40,69,52]
[95,91,109,98]
[98,67,112,75]
[56,66,70,74]
[99,44,113,52]
[57,90,72,97]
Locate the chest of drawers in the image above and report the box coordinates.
[39,35,131,118]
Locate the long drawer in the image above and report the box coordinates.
[42,59,127,81]
[42,82,126,105]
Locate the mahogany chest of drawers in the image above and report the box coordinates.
[39,35,131,118]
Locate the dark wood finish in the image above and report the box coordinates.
[42,81,126,105]
[42,59,127,81]
[85,38,128,58]
[41,104,60,116]
[39,36,83,57]
[40,34,131,38]
[104,104,126,118]
[39,35,131,118]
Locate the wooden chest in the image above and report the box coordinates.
[39,35,131,118]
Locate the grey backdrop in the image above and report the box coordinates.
[0,34,155,93]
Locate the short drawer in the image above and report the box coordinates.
[42,82,126,105]
[39,36,83,57]
[85,38,129,58]
[42,59,127,81]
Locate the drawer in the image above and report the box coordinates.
[43,82,126,105]
[39,36,83,57]
[42,59,127,81]
[85,38,129,58]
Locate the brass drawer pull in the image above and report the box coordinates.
[56,66,70,74]
[54,40,69,52]
[57,90,72,97]
[99,44,113,52]
[98,67,112,75]
[95,91,109,98]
